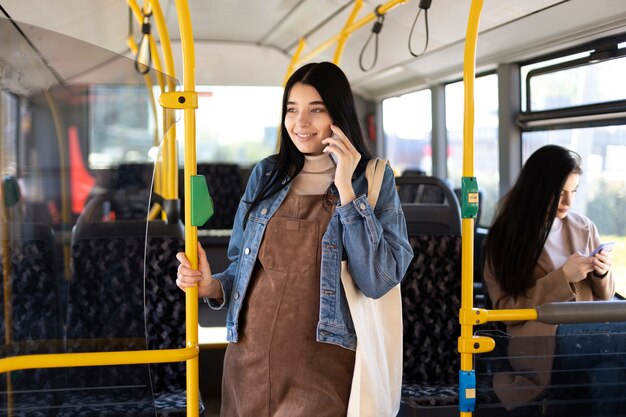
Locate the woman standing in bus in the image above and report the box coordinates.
[175,62,412,416]
[484,144,626,415]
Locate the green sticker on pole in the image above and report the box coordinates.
[461,176,479,219]
[190,175,214,227]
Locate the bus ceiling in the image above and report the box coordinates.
[2,0,626,99]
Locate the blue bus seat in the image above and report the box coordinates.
[61,216,203,416]
[0,222,62,416]
[395,177,463,415]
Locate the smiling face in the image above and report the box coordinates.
[284,82,333,156]
[556,172,580,219]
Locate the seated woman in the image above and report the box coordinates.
[483,145,626,416]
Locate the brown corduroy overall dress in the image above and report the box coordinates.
[220,192,355,417]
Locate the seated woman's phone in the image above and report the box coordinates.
[589,242,615,256]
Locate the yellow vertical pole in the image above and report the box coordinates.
[129,0,179,220]
[459,1,484,416]
[148,0,178,207]
[173,1,199,416]
[333,0,363,64]
[127,0,163,219]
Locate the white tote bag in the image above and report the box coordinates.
[341,158,403,417]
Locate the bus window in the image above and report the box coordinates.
[523,50,626,112]
[382,89,432,175]
[446,74,499,227]
[177,86,283,166]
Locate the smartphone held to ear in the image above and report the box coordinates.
[589,242,616,256]
[328,132,339,166]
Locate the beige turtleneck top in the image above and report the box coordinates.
[290,154,336,195]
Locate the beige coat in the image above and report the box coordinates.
[483,211,615,410]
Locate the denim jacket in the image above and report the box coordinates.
[206,156,413,350]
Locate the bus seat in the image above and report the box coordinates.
[0,222,62,414]
[396,176,461,235]
[397,172,454,205]
[179,163,243,230]
[112,163,154,220]
[396,177,463,414]
[62,218,203,416]
[84,163,154,221]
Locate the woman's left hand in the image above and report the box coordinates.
[322,124,361,205]
[593,249,613,277]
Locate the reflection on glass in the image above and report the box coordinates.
[446,74,499,227]
[476,330,626,416]
[382,89,432,175]
[523,125,626,296]
[89,85,156,168]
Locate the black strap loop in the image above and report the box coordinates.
[408,0,432,58]
[359,5,385,72]
[134,10,152,75]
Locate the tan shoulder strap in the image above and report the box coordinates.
[365,158,389,208]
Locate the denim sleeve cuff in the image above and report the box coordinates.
[336,194,371,219]
[203,278,226,310]
[203,296,225,310]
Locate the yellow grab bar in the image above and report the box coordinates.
[0,346,197,373]
[173,0,200,416]
[288,0,408,69]
[458,0,484,416]
[333,0,363,64]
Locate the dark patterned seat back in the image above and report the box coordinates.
[402,234,462,384]
[179,164,243,229]
[68,219,186,397]
[0,222,60,414]
[111,163,153,220]
[399,177,463,408]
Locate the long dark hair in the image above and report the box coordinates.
[245,62,374,220]
[485,145,582,298]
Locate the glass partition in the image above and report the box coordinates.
[0,15,187,415]
[475,329,626,416]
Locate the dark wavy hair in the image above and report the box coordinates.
[485,145,582,298]
[245,62,374,221]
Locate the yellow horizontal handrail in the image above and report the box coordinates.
[290,0,408,67]
[0,345,198,373]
